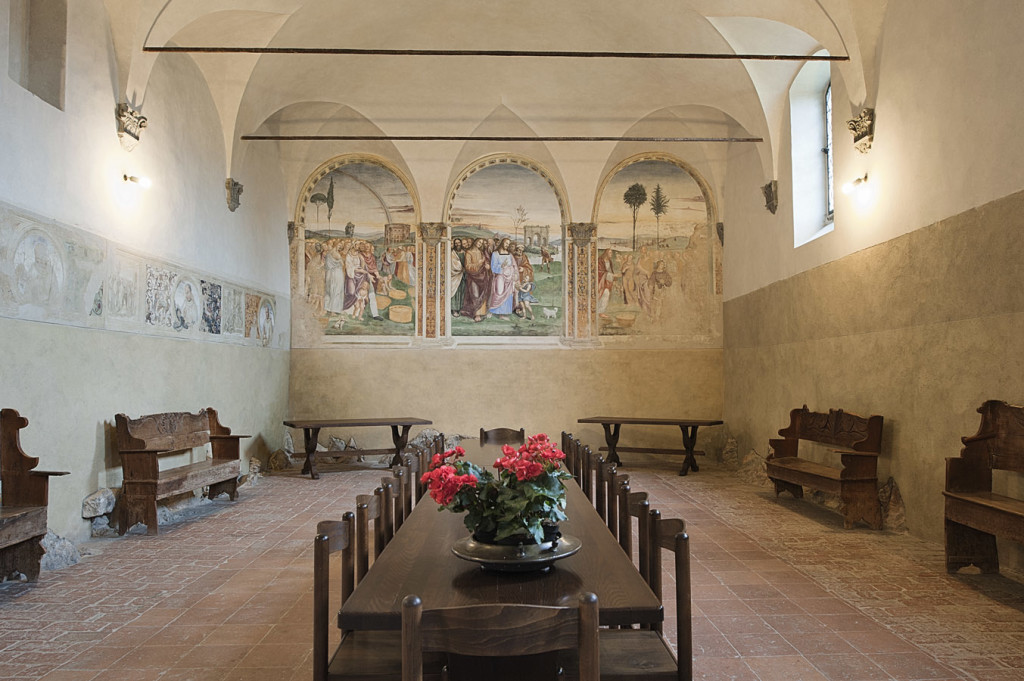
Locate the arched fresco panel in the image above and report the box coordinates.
[446,157,566,338]
[595,156,720,341]
[294,157,418,339]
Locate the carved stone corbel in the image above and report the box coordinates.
[847,108,875,154]
[226,179,243,212]
[116,103,148,151]
[762,180,779,215]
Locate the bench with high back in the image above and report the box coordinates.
[944,400,1024,574]
[766,405,885,530]
[115,408,248,536]
[0,409,69,581]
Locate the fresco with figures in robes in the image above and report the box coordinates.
[298,160,417,337]
[448,161,563,337]
[595,157,721,341]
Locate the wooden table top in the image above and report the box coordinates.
[578,416,724,427]
[282,417,432,429]
[338,447,662,630]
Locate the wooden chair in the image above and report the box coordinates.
[401,592,600,681]
[617,483,651,578]
[479,427,525,446]
[579,444,595,501]
[314,515,399,681]
[594,456,614,523]
[382,466,411,531]
[379,481,396,547]
[599,509,691,681]
[402,452,424,503]
[355,486,388,581]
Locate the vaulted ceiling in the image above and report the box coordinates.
[103,0,888,214]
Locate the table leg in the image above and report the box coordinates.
[390,424,413,467]
[301,427,322,480]
[679,425,699,476]
[603,423,622,466]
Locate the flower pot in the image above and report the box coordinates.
[472,522,561,546]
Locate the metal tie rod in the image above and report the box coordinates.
[145,45,847,61]
[240,135,764,143]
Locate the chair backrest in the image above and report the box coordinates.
[355,487,388,580]
[382,465,411,530]
[617,483,650,569]
[479,427,526,446]
[646,509,691,681]
[579,444,594,500]
[401,592,599,681]
[313,513,356,681]
[606,467,631,537]
[594,457,613,522]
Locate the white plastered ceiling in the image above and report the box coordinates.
[105,0,887,218]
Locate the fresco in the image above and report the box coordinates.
[595,158,718,339]
[298,160,417,337]
[448,161,563,337]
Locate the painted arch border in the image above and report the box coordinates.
[293,153,422,228]
[590,152,719,229]
[442,153,571,226]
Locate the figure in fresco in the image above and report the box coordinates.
[323,239,347,315]
[358,241,384,320]
[305,241,325,313]
[597,248,615,313]
[487,237,519,319]
[174,282,199,330]
[460,238,490,322]
[378,247,396,295]
[14,238,59,306]
[648,259,673,321]
[540,245,554,273]
[513,243,534,285]
[515,279,536,320]
[450,237,465,315]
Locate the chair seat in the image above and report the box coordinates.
[328,630,445,681]
[557,629,677,680]
[599,629,678,680]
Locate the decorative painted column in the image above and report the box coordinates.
[565,222,598,343]
[416,223,447,340]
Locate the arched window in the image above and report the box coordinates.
[7,0,68,110]
[789,52,833,247]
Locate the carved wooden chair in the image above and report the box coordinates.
[579,444,595,501]
[401,593,600,681]
[599,509,691,680]
[479,427,525,446]
[382,465,411,531]
[617,485,652,582]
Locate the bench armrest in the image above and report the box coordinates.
[831,448,879,457]
[209,434,249,440]
[30,470,69,477]
[946,456,991,493]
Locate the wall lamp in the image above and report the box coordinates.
[123,173,152,188]
[841,173,868,195]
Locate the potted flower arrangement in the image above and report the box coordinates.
[420,433,572,545]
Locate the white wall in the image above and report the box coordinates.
[725,0,1024,301]
[0,1,291,543]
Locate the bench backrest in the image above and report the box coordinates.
[776,405,883,453]
[959,400,1024,474]
[1,408,42,507]
[115,410,212,453]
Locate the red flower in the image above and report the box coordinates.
[422,464,478,506]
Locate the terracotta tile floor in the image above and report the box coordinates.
[2,458,1023,681]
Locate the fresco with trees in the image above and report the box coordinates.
[447,160,564,337]
[298,159,417,337]
[595,157,720,340]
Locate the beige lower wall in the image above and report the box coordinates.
[289,347,723,454]
[0,317,290,543]
[724,188,1024,562]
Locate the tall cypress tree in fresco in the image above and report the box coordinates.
[623,182,647,251]
[649,184,669,248]
[326,176,335,229]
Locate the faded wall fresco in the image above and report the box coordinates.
[0,200,281,348]
[595,156,721,343]
[293,158,418,340]
[447,158,565,337]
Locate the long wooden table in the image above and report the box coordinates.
[578,415,724,476]
[282,417,432,479]
[338,449,662,631]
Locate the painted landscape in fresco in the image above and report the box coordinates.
[596,158,716,338]
[301,161,417,336]
[449,162,562,337]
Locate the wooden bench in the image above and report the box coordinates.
[115,408,248,536]
[1,408,68,581]
[944,400,1024,574]
[766,406,885,529]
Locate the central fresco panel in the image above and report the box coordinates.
[448,161,564,337]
